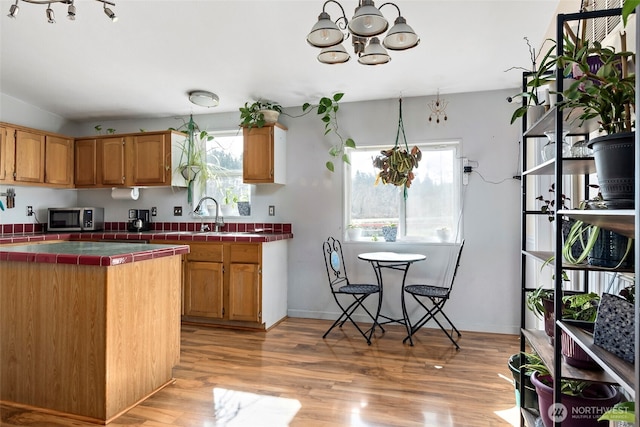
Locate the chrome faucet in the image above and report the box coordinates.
[194,196,224,232]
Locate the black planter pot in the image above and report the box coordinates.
[507,354,539,412]
[588,132,635,208]
[588,228,634,269]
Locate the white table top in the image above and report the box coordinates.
[358,252,426,263]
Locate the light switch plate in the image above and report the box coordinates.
[268,205,275,216]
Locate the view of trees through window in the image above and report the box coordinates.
[203,131,250,216]
[347,142,461,242]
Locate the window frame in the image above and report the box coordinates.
[343,139,463,243]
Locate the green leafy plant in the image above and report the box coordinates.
[521,352,591,396]
[557,36,635,134]
[373,146,422,188]
[599,401,635,423]
[94,125,116,135]
[619,283,636,304]
[223,187,239,206]
[239,100,283,128]
[536,183,570,222]
[169,115,219,203]
[302,93,356,172]
[622,0,639,26]
[509,38,557,124]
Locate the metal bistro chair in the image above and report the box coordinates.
[402,240,465,349]
[322,237,384,345]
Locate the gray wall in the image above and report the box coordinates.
[0,89,522,334]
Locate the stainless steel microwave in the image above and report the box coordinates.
[47,207,104,232]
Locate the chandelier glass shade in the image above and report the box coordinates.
[6,0,117,23]
[306,0,419,65]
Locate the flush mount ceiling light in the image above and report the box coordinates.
[188,91,220,108]
[306,0,419,65]
[7,0,117,23]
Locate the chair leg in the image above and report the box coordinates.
[403,295,461,350]
[323,294,380,345]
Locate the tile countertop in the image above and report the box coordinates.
[0,230,294,245]
[0,241,190,266]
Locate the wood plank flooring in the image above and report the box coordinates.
[1,318,521,427]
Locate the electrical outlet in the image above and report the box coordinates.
[151,207,157,216]
[173,206,182,216]
[462,158,470,185]
[268,205,275,216]
[26,206,33,216]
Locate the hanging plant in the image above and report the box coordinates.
[373,146,421,187]
[373,98,421,193]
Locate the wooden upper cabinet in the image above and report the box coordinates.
[243,123,287,184]
[100,137,126,186]
[14,130,45,183]
[44,135,73,187]
[75,139,98,187]
[130,133,169,186]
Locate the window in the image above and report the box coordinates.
[200,130,251,216]
[345,141,462,242]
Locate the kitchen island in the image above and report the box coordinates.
[0,241,189,424]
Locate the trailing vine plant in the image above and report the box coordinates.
[302,93,356,172]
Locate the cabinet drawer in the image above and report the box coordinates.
[230,243,260,263]
[187,243,224,262]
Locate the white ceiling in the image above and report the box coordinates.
[0,0,573,122]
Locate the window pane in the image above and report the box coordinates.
[346,142,460,242]
[203,132,251,216]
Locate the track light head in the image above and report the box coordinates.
[46,4,55,23]
[67,2,75,20]
[103,4,117,22]
[7,1,19,18]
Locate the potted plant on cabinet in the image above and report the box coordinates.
[239,100,283,128]
[556,34,636,208]
[523,355,622,427]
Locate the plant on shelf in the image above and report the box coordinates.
[239,100,283,128]
[302,93,355,172]
[223,187,239,207]
[508,37,557,125]
[94,125,116,135]
[536,183,570,222]
[556,29,636,207]
[523,352,622,427]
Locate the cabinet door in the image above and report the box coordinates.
[228,263,261,322]
[0,126,8,181]
[100,137,125,185]
[131,133,169,186]
[45,136,73,186]
[14,130,45,183]
[243,126,274,183]
[75,139,98,187]
[184,261,224,318]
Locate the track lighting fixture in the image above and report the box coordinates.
[6,0,117,23]
[306,0,419,65]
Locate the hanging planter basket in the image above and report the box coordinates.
[373,98,421,194]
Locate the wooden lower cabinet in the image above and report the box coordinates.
[228,263,260,322]
[179,240,287,330]
[184,261,224,318]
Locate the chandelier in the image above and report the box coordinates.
[7,0,118,23]
[306,0,419,65]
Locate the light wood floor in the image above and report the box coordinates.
[1,318,521,427]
